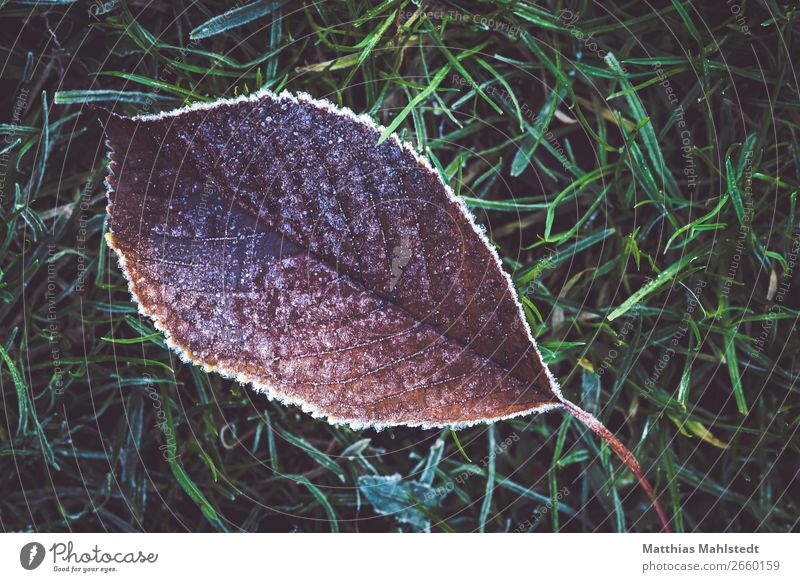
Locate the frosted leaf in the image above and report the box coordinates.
[103,89,671,530]
[103,89,561,429]
[357,474,447,532]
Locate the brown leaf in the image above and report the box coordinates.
[103,90,562,429]
[103,90,672,531]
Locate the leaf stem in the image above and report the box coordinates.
[558,398,672,532]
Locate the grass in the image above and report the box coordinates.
[1,0,798,532]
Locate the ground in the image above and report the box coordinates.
[0,0,798,532]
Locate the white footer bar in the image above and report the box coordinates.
[1,533,796,581]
